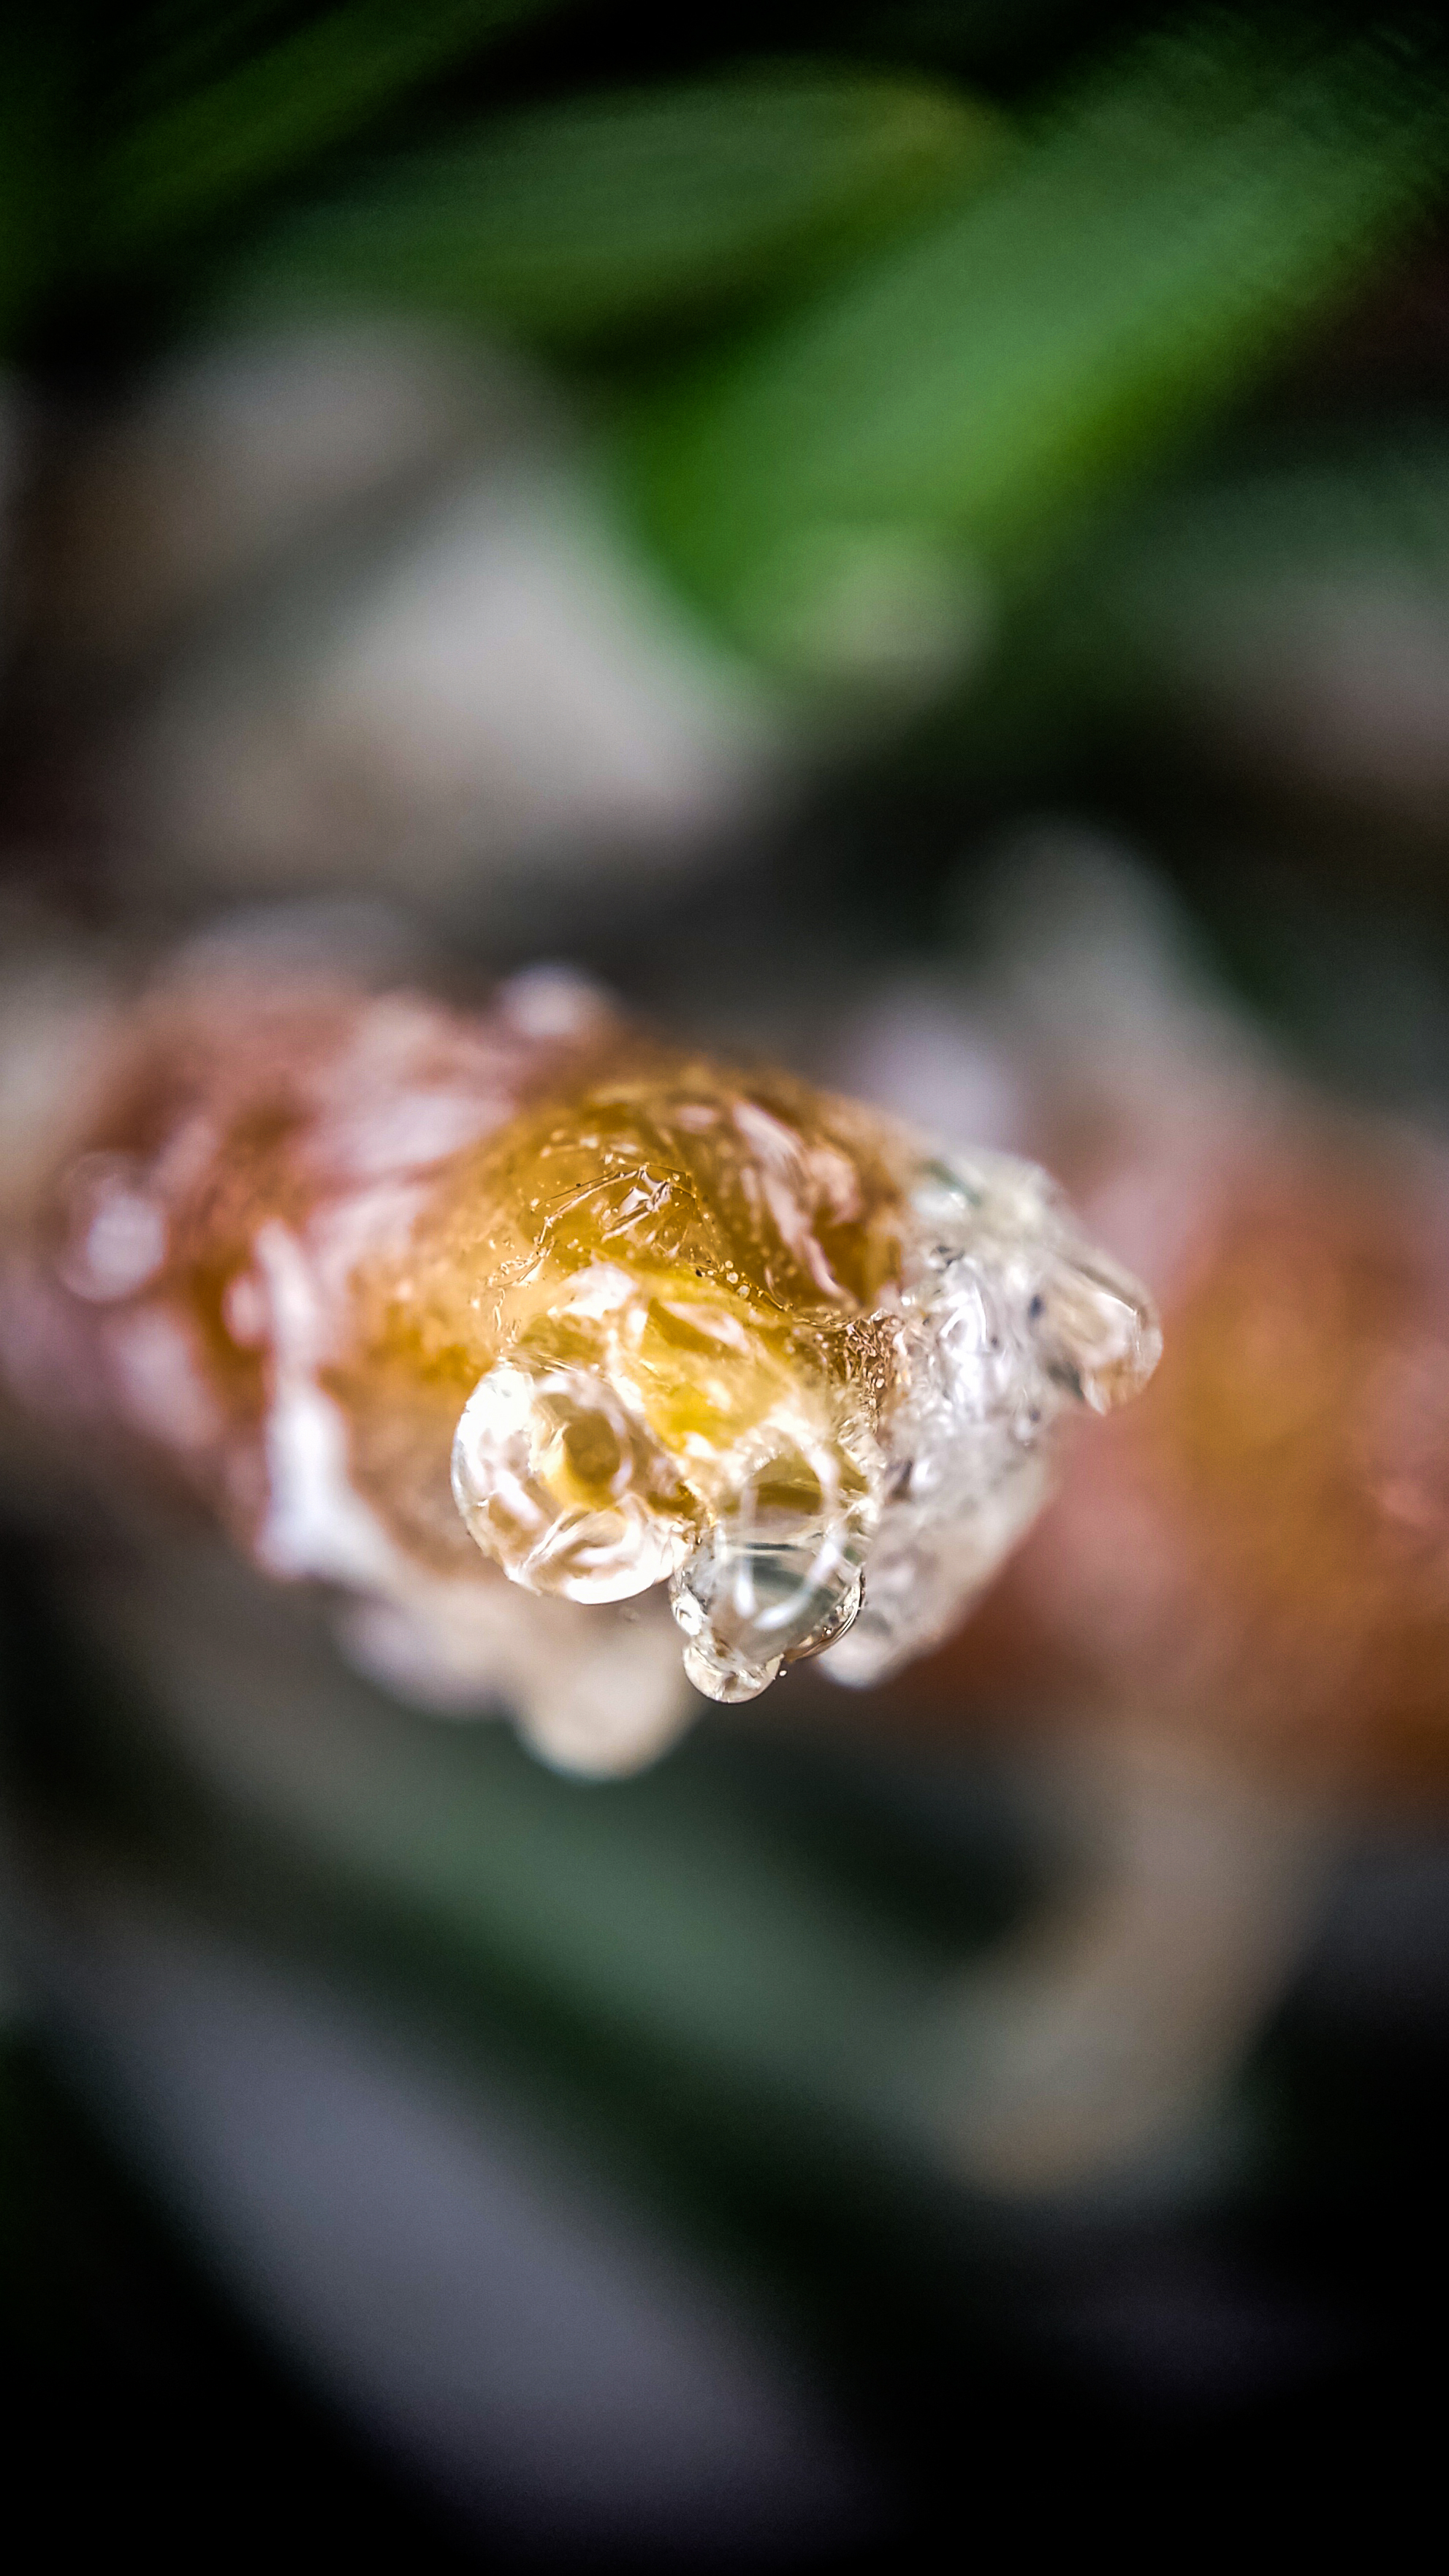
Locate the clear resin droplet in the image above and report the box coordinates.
[820,1148,1162,1688]
[452,1354,696,1601]
[668,1484,870,1697]
[784,1569,863,1664]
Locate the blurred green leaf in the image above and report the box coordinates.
[224,70,1008,351]
[90,0,570,263]
[95,4,333,126]
[629,17,1449,682]
[0,26,69,348]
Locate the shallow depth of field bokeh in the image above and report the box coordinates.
[5,4,1449,2558]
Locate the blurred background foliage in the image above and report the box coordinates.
[7,1,1449,2563]
[4,4,1449,942]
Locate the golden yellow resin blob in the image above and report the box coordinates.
[343,1040,1160,1702]
[343,1050,909,1696]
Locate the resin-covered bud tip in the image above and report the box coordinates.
[441,1064,1159,1702]
[4,955,1158,1764]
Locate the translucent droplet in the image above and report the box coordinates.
[452,1357,696,1601]
[669,1483,868,1702]
[1034,1251,1163,1414]
[783,1569,863,1664]
[681,1636,783,1704]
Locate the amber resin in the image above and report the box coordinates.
[0,950,1158,1768]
